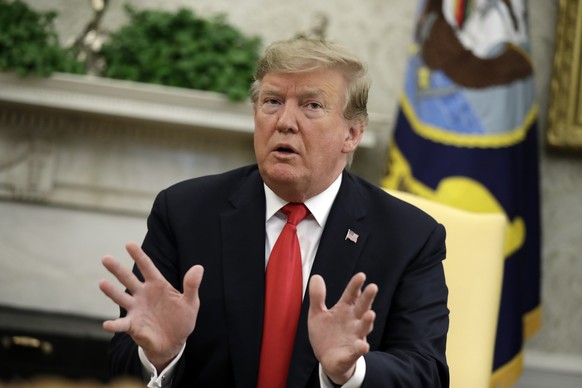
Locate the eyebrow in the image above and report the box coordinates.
[261,87,327,101]
[260,87,282,97]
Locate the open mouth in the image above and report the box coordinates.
[276,146,295,154]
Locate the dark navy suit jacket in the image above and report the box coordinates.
[108,165,449,387]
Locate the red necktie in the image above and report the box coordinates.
[257,203,310,388]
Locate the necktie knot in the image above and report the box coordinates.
[282,203,309,226]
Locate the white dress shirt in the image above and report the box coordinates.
[141,173,365,387]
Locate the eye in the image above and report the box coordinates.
[260,97,281,114]
[305,102,323,110]
[302,101,325,118]
[263,97,281,106]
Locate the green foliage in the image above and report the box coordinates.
[0,0,84,76]
[101,5,262,101]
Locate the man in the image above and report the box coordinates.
[99,38,449,387]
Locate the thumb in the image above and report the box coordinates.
[183,265,204,305]
[308,274,328,313]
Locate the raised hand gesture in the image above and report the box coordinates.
[308,272,378,385]
[99,241,204,371]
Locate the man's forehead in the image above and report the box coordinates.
[259,71,343,97]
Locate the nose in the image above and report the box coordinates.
[276,103,299,133]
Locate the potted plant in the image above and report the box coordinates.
[100,5,262,101]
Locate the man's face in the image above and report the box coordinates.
[253,69,363,202]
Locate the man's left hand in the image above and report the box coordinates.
[308,272,378,385]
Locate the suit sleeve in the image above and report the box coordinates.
[363,223,449,387]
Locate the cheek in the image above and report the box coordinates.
[253,119,269,148]
[254,113,277,133]
[306,132,344,163]
[320,127,349,151]
[253,124,278,163]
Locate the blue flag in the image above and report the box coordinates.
[382,0,541,385]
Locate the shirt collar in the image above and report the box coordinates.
[264,173,343,227]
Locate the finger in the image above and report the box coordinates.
[353,283,378,318]
[183,265,204,305]
[355,310,376,338]
[103,316,131,333]
[126,241,163,282]
[308,275,328,312]
[340,272,366,305]
[99,278,133,309]
[362,310,376,332]
[102,255,142,293]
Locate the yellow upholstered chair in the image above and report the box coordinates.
[385,189,506,388]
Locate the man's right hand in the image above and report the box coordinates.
[99,241,204,372]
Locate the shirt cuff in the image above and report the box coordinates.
[138,344,186,388]
[319,355,366,388]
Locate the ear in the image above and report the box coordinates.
[342,120,365,154]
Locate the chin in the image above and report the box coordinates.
[266,169,299,185]
[260,163,303,187]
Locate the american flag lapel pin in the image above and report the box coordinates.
[345,228,359,243]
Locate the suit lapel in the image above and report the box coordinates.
[220,170,266,387]
[288,171,370,386]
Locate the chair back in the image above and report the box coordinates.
[385,189,506,388]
